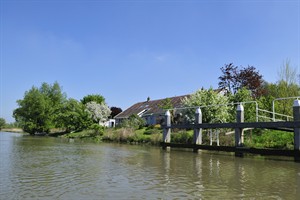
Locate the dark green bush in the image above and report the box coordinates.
[171,130,193,144]
[249,129,293,149]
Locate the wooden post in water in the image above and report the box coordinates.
[293,100,300,162]
[163,110,171,150]
[193,107,202,152]
[235,104,244,157]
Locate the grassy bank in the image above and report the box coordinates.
[62,126,163,145]
[61,127,294,150]
[2,126,294,150]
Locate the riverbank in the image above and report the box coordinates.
[2,127,295,150]
[60,127,295,150]
[61,127,163,145]
[1,128,25,133]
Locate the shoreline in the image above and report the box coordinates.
[1,128,25,133]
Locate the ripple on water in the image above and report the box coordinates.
[1,133,299,200]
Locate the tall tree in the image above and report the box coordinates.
[238,66,264,98]
[110,107,122,118]
[218,64,264,98]
[85,101,111,124]
[182,88,230,123]
[57,98,92,132]
[274,60,300,116]
[0,118,6,130]
[13,82,66,134]
[218,63,238,94]
[81,94,105,105]
[277,59,297,85]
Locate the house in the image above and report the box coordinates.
[101,119,116,128]
[114,95,189,126]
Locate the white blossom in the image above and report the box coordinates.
[85,101,111,123]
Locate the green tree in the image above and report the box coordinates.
[57,98,92,132]
[81,94,105,105]
[277,59,297,85]
[229,88,256,122]
[13,82,66,134]
[158,98,173,110]
[0,118,6,130]
[259,61,300,119]
[158,98,179,123]
[276,81,299,116]
[218,64,264,98]
[182,88,230,123]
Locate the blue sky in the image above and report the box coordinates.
[1,0,299,123]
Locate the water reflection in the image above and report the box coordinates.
[0,132,299,199]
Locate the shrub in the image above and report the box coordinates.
[120,114,146,129]
[171,130,193,144]
[150,133,162,145]
[89,124,104,136]
[144,126,162,135]
[249,130,293,149]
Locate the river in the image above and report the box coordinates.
[0,131,299,199]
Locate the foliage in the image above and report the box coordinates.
[12,82,115,135]
[85,101,111,123]
[273,81,299,117]
[119,114,146,129]
[158,98,178,123]
[258,81,300,119]
[158,98,173,110]
[277,59,298,85]
[218,63,238,94]
[0,118,6,130]
[182,88,230,123]
[218,63,264,98]
[57,98,92,132]
[110,107,122,118]
[228,88,256,122]
[64,129,101,140]
[101,127,161,145]
[81,94,105,105]
[13,82,66,134]
[245,129,294,149]
[144,125,161,135]
[171,130,193,144]
[239,66,265,98]
[88,124,104,136]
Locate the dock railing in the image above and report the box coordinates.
[162,100,300,162]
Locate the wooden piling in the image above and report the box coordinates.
[193,108,202,152]
[293,100,300,162]
[235,104,244,157]
[163,110,171,150]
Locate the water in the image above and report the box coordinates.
[0,132,299,199]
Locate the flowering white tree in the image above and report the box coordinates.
[85,101,111,124]
[182,88,230,123]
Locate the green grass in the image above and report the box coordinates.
[60,127,294,150]
[244,129,294,149]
